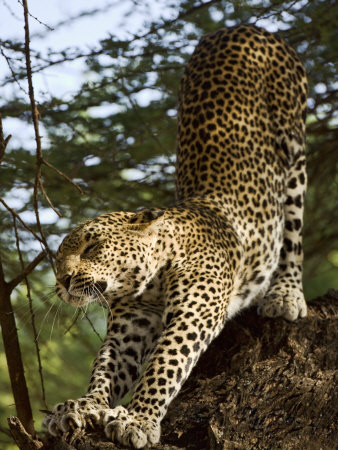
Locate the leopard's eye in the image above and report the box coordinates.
[83,243,97,255]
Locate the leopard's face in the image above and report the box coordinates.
[55,210,165,307]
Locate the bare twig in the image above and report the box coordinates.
[252,0,301,24]
[17,0,53,31]
[22,0,43,188]
[43,158,84,194]
[22,0,56,272]
[0,197,44,244]
[83,311,104,342]
[8,251,46,291]
[3,0,21,21]
[12,216,48,410]
[0,113,12,165]
[38,178,62,217]
[0,46,28,94]
[64,309,104,343]
[127,0,222,43]
[122,81,168,156]
[63,308,82,336]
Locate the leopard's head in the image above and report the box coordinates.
[55,209,166,306]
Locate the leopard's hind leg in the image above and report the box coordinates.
[258,142,307,321]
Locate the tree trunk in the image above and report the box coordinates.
[0,274,35,437]
[9,289,338,449]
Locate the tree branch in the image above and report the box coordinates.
[42,158,84,194]
[12,216,48,410]
[0,112,12,166]
[8,250,46,291]
[0,255,35,436]
[22,0,56,273]
[0,197,44,244]
[7,416,43,450]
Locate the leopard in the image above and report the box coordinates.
[43,25,308,448]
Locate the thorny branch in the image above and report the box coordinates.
[8,250,46,291]
[0,197,44,244]
[13,216,48,410]
[0,46,28,94]
[21,0,84,258]
[82,310,104,342]
[18,0,53,31]
[42,158,84,194]
[120,79,168,156]
[22,0,55,265]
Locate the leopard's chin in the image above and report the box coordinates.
[68,298,92,307]
[58,291,94,307]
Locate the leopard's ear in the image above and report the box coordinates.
[128,209,165,234]
[129,208,165,225]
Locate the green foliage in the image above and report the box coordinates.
[0,0,337,446]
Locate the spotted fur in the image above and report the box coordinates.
[43,26,308,448]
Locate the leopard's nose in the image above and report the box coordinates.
[94,281,107,293]
[61,275,72,291]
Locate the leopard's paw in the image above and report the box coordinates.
[42,397,102,436]
[102,406,160,449]
[258,288,307,321]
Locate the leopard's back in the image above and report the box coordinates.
[176,25,307,205]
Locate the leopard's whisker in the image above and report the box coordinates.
[50,300,63,340]
[92,283,113,322]
[36,299,59,341]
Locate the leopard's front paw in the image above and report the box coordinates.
[102,406,160,449]
[258,287,307,321]
[42,397,102,436]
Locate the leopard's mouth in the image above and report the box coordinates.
[56,280,108,307]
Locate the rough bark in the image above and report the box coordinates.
[0,263,35,436]
[10,289,338,449]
